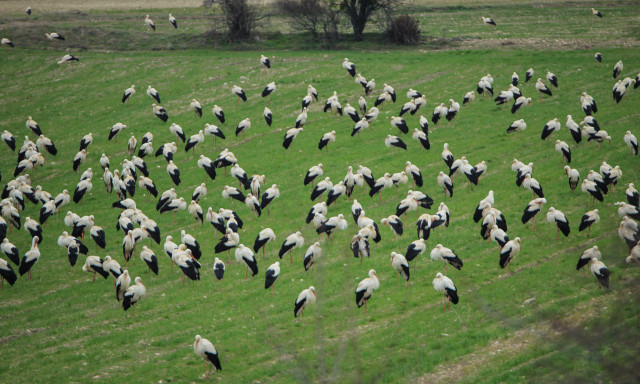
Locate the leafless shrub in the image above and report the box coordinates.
[276,0,324,39]
[208,0,267,41]
[275,0,342,47]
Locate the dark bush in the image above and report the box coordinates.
[386,14,421,45]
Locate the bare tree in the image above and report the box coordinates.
[276,0,324,39]
[210,0,266,41]
[276,0,342,47]
[339,0,401,41]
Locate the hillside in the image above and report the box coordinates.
[0,3,639,384]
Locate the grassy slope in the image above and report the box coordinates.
[0,47,638,383]
[0,4,639,383]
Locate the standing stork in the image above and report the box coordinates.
[253,228,276,257]
[546,207,570,239]
[626,183,639,207]
[214,228,240,262]
[546,71,558,87]
[432,272,458,310]
[185,130,204,153]
[278,232,304,264]
[624,131,638,156]
[166,161,180,186]
[169,14,177,28]
[190,99,202,118]
[589,258,609,289]
[579,209,599,237]
[499,237,521,272]
[342,58,356,77]
[535,78,552,99]
[122,276,146,314]
[235,245,258,278]
[541,118,560,140]
[26,116,42,136]
[212,105,225,124]
[564,166,580,190]
[194,335,221,378]
[213,257,225,281]
[355,269,380,312]
[283,127,303,149]
[390,252,410,286]
[0,258,17,287]
[294,286,316,321]
[437,172,453,198]
[261,81,276,101]
[521,198,547,229]
[430,244,463,272]
[122,85,136,103]
[1,239,19,266]
[265,261,280,294]
[81,255,109,281]
[511,96,531,114]
[232,85,246,103]
[405,238,426,266]
[304,164,323,187]
[145,15,155,31]
[318,131,336,151]
[146,85,160,103]
[566,115,581,143]
[260,184,279,214]
[613,60,623,79]
[2,130,15,151]
[260,54,271,69]
[303,242,322,272]
[581,179,603,204]
[295,108,308,128]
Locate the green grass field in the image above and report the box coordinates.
[1,3,640,384]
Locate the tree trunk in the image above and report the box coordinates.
[351,16,365,41]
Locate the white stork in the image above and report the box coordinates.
[390,252,409,286]
[122,85,136,103]
[521,197,547,229]
[145,15,155,31]
[193,335,222,380]
[265,261,280,294]
[294,286,316,321]
[303,242,322,271]
[235,244,258,278]
[283,127,303,149]
[122,276,146,314]
[146,85,160,103]
[481,16,496,26]
[253,228,276,257]
[432,272,458,310]
[355,269,380,312]
[499,237,521,272]
[231,85,246,103]
[278,232,304,264]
